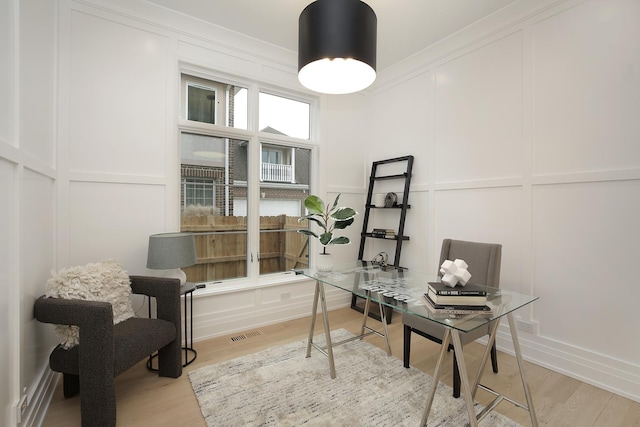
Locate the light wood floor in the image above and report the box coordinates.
[42,307,640,427]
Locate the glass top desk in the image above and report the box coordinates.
[300,261,539,427]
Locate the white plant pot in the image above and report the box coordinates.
[316,253,334,272]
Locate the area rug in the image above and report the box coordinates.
[189,329,521,426]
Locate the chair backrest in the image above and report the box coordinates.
[438,239,502,287]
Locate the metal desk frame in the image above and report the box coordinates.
[301,263,538,427]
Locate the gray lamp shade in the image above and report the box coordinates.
[298,0,377,94]
[146,232,197,270]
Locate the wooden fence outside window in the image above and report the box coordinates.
[182,214,309,282]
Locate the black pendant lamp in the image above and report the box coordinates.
[298,0,377,94]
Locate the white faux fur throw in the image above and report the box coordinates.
[45,259,135,349]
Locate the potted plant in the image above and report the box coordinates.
[298,193,358,271]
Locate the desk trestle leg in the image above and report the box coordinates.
[359,290,391,356]
[420,329,452,427]
[306,280,336,379]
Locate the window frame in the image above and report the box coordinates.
[178,65,320,288]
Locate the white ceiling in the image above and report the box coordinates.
[146,0,518,71]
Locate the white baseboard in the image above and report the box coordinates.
[20,367,59,427]
[493,324,640,404]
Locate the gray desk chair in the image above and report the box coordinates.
[402,239,502,398]
[34,276,182,427]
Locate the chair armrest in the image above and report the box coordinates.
[129,276,179,299]
[129,276,181,328]
[34,295,117,402]
[34,296,113,328]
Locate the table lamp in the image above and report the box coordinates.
[146,232,197,285]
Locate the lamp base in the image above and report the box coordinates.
[152,268,187,285]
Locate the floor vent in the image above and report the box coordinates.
[230,330,262,342]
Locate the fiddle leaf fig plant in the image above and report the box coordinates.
[298,193,358,254]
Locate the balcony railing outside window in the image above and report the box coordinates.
[261,162,292,182]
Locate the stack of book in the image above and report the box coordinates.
[421,281,493,316]
[372,228,395,238]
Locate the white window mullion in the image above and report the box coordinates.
[247,84,261,278]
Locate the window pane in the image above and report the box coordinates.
[259,92,310,139]
[187,84,216,124]
[259,145,311,275]
[181,133,249,282]
[182,74,248,129]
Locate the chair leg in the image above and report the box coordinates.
[452,352,461,398]
[403,325,411,368]
[491,341,498,373]
[62,373,80,398]
[157,339,182,378]
[452,342,498,399]
[79,374,116,427]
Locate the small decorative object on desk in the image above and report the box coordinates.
[298,193,357,272]
[439,259,471,288]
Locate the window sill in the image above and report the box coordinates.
[191,271,312,298]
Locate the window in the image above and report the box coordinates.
[181,74,248,129]
[179,72,315,284]
[183,179,215,208]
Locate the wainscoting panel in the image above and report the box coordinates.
[67,10,169,177]
[0,158,16,426]
[21,167,59,426]
[433,186,524,293]
[0,0,13,147]
[531,0,640,176]
[67,181,167,271]
[19,0,56,168]
[366,71,434,176]
[532,179,640,364]
[192,280,351,342]
[434,31,523,184]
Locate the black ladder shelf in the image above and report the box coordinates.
[351,155,414,323]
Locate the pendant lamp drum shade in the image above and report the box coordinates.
[298,0,377,94]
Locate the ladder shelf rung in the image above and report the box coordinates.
[365,204,411,209]
[361,233,410,241]
[371,173,408,181]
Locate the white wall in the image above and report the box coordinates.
[1,0,60,425]
[0,0,17,423]
[369,0,640,402]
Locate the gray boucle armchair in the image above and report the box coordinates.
[34,276,182,427]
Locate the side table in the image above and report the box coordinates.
[147,282,197,370]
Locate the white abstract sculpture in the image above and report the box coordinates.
[439,259,472,288]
